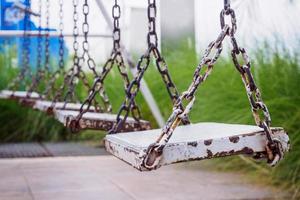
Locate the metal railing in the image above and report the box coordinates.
[0,30,112,38]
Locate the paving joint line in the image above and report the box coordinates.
[108,178,138,200]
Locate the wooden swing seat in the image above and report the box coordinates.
[104,122,289,171]
[0,90,41,100]
[54,110,152,132]
[34,100,96,113]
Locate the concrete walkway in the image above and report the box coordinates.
[0,156,282,200]
[0,143,108,158]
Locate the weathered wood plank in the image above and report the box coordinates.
[54,110,151,132]
[104,123,289,171]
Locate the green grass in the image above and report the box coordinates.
[0,40,299,197]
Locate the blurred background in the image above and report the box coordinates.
[0,0,299,199]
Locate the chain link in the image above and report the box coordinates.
[82,0,97,75]
[140,0,283,170]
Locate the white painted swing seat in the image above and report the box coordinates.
[54,110,151,132]
[104,123,289,171]
[34,100,96,113]
[0,90,41,99]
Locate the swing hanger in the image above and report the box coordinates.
[54,0,151,133]
[61,0,110,112]
[21,0,49,107]
[104,0,290,171]
[35,0,107,114]
[106,0,190,135]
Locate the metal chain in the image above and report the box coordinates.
[220,1,282,166]
[62,0,105,112]
[28,0,49,98]
[58,0,64,72]
[69,0,144,132]
[47,0,95,113]
[26,0,43,98]
[24,0,32,87]
[140,0,283,170]
[82,0,97,75]
[226,2,282,165]
[9,1,31,91]
[109,0,189,134]
[48,0,80,109]
[44,0,50,75]
[25,2,33,86]
[43,0,65,99]
[62,0,82,106]
[112,0,121,50]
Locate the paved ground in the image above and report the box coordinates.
[0,156,284,200]
[0,143,108,158]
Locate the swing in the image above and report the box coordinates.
[54,0,151,133]
[55,110,150,132]
[33,0,100,114]
[20,0,51,107]
[0,3,42,102]
[34,101,96,113]
[104,0,290,171]
[0,90,40,100]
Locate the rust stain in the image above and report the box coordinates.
[46,107,54,115]
[241,147,254,154]
[229,136,240,143]
[207,149,213,158]
[188,141,198,147]
[124,147,139,155]
[204,139,213,146]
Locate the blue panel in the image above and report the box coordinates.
[1,0,69,71]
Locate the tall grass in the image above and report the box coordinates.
[0,40,299,196]
[0,48,70,142]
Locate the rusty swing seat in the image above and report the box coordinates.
[0,90,42,100]
[34,100,96,114]
[54,110,151,132]
[104,123,289,171]
[0,90,45,107]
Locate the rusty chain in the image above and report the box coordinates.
[43,0,65,99]
[48,0,80,110]
[8,1,31,91]
[26,0,44,99]
[108,0,190,134]
[61,0,85,107]
[44,0,50,76]
[47,0,96,111]
[69,0,144,133]
[23,0,32,87]
[140,0,284,170]
[60,0,108,112]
